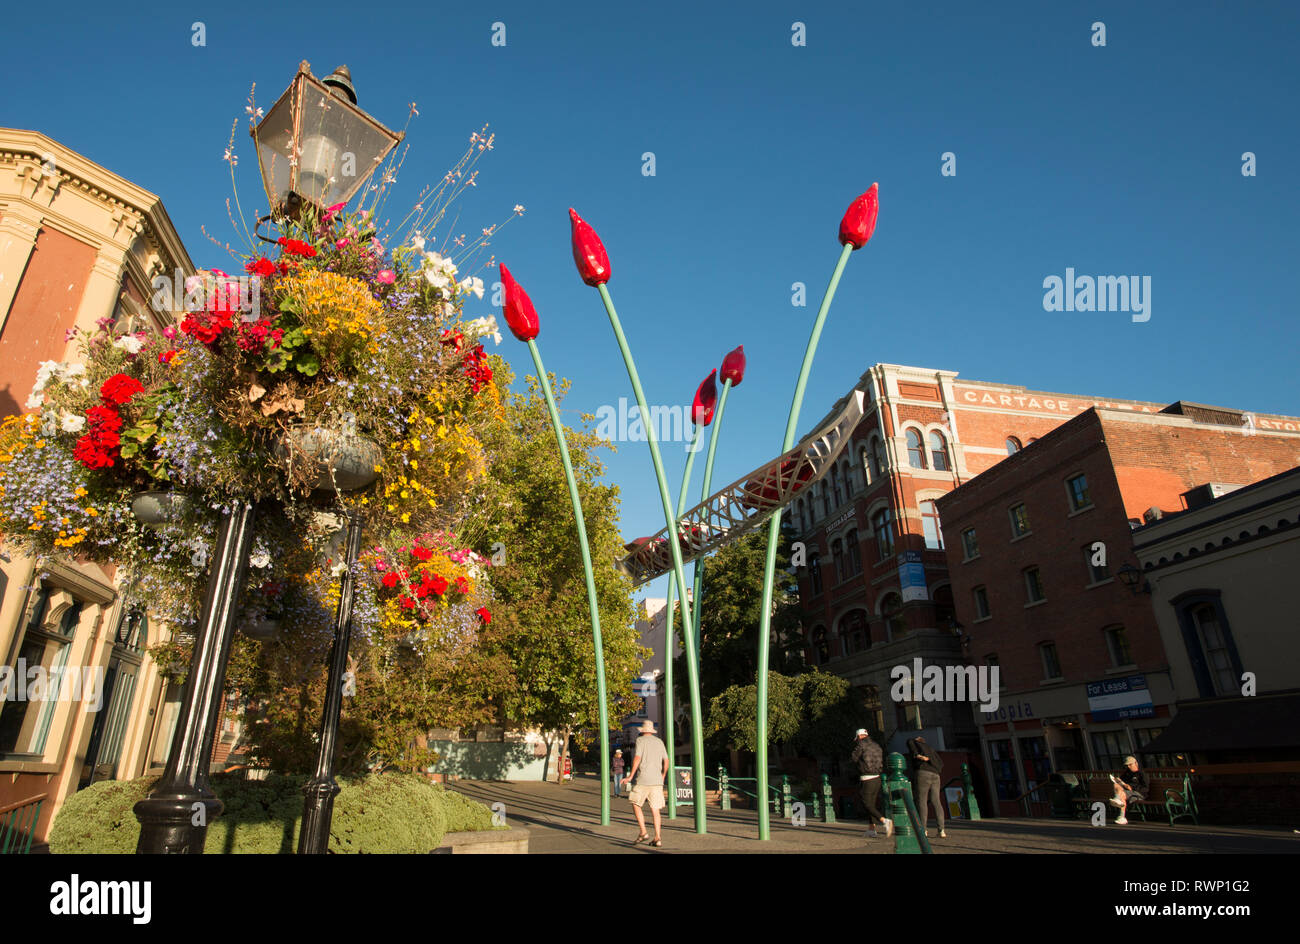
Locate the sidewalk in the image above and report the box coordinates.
[446,773,1299,854]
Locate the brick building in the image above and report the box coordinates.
[935,406,1300,815]
[789,363,1300,772]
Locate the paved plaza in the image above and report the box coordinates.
[447,773,1299,854]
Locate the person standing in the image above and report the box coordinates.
[850,729,892,838]
[612,749,625,797]
[908,735,946,839]
[621,720,670,847]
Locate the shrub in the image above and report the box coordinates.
[49,772,495,853]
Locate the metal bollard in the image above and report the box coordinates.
[962,762,982,820]
[885,752,922,854]
[780,774,792,818]
[719,765,730,810]
[821,773,836,823]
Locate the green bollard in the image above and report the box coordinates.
[781,775,792,818]
[885,753,922,855]
[822,774,836,823]
[719,766,731,811]
[962,762,982,821]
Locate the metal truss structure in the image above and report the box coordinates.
[618,389,867,586]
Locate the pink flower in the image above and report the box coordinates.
[336,239,351,249]
[376,269,396,284]
[162,325,178,340]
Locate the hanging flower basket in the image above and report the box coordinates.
[276,424,382,492]
[130,490,193,526]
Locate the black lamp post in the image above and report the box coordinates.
[1117,563,1150,595]
[135,502,257,853]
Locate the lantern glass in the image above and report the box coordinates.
[253,66,401,216]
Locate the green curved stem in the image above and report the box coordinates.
[662,422,703,819]
[596,283,708,834]
[691,378,732,668]
[527,339,611,825]
[756,242,855,840]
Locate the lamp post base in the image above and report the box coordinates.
[298,778,341,855]
[134,793,223,855]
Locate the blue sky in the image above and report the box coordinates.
[6,1,1298,603]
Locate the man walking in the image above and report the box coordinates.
[612,748,625,797]
[908,735,946,838]
[621,720,669,847]
[850,729,892,838]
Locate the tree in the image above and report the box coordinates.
[468,369,645,778]
[707,670,869,759]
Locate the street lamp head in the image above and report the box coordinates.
[251,61,402,219]
[1117,562,1150,594]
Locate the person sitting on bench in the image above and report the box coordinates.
[1109,755,1149,825]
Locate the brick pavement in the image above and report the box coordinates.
[445,773,1298,854]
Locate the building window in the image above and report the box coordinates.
[872,508,894,559]
[1105,625,1133,667]
[811,626,829,665]
[1134,726,1179,769]
[844,460,857,497]
[1066,473,1092,511]
[973,586,990,619]
[929,431,950,471]
[809,555,823,595]
[1009,503,1031,538]
[840,609,870,654]
[1006,437,1022,455]
[1190,603,1237,696]
[1024,567,1046,603]
[845,529,861,576]
[905,428,926,469]
[1039,642,1062,679]
[831,465,843,507]
[871,437,886,478]
[0,587,81,757]
[932,584,954,628]
[880,593,905,640]
[831,538,845,583]
[797,498,807,532]
[961,527,979,560]
[1085,545,1110,584]
[988,739,1019,800]
[860,446,873,485]
[920,500,944,550]
[1091,730,1132,771]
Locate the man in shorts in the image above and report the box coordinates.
[621,720,670,847]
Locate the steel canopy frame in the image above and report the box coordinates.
[619,389,866,586]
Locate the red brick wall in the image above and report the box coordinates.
[0,228,95,417]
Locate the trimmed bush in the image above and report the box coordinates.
[49,772,494,853]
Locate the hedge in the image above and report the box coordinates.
[48,772,498,854]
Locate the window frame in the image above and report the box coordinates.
[928,430,950,471]
[1066,473,1093,512]
[1039,641,1063,680]
[1024,566,1046,604]
[905,428,927,469]
[1009,503,1032,539]
[961,527,979,561]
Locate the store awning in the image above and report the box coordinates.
[1143,691,1300,753]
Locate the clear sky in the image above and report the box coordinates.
[5,1,1297,603]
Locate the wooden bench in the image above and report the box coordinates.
[1065,771,1197,825]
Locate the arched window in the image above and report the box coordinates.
[870,437,886,479]
[879,593,905,640]
[831,538,844,583]
[812,626,830,665]
[830,465,843,506]
[872,508,894,559]
[842,459,856,497]
[920,500,944,549]
[845,528,861,576]
[1006,437,1022,455]
[839,609,870,654]
[860,446,872,486]
[906,428,926,468]
[929,431,950,471]
[810,555,823,595]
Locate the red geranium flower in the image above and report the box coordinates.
[381,571,400,588]
[159,350,179,365]
[454,576,470,594]
[476,607,492,625]
[100,374,144,407]
[276,237,318,258]
[399,595,416,610]
[245,257,277,278]
[86,405,124,433]
[411,545,433,562]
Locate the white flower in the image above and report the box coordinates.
[423,251,458,279]
[114,335,144,355]
[513,204,525,215]
[25,392,44,410]
[458,276,485,299]
[424,269,452,291]
[466,315,502,346]
[249,551,272,569]
[60,412,86,434]
[63,364,85,377]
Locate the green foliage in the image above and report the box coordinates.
[682,525,807,702]
[47,773,496,853]
[707,670,860,757]
[469,369,645,742]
